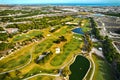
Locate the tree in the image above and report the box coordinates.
[102,36,117,63]
[59,36,67,42]
[89,17,103,40]
[1,17,13,22]
[84,33,93,52]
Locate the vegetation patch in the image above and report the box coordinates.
[11,30,43,43]
[50,38,81,66]
[92,55,115,80]
[34,39,53,54]
[29,75,55,80]
[0,52,30,72]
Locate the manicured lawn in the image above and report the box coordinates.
[10,30,42,43]
[81,19,91,33]
[70,18,82,23]
[0,41,35,72]
[0,17,93,80]
[23,66,42,78]
[29,75,55,80]
[0,52,30,72]
[34,39,53,54]
[22,65,55,79]
[55,27,68,36]
[92,55,115,80]
[61,16,73,22]
[82,27,91,33]
[69,55,90,80]
[50,38,82,66]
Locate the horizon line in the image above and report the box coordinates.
[0,3,120,7]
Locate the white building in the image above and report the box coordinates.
[56,47,60,54]
[6,28,18,34]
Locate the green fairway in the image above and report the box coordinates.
[23,66,42,78]
[29,75,55,80]
[0,52,30,72]
[92,55,115,80]
[50,38,82,66]
[0,15,94,80]
[10,30,43,43]
[69,55,90,80]
[34,39,53,54]
[82,27,91,33]
[55,27,68,36]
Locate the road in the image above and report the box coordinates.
[95,18,120,55]
[88,47,104,80]
[0,21,31,27]
[23,54,77,80]
[112,42,120,54]
[84,47,104,80]
[23,73,60,80]
[89,49,95,80]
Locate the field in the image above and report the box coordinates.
[0,6,120,80]
[50,38,82,66]
[92,55,115,80]
[0,16,92,80]
[29,75,55,80]
[9,30,43,43]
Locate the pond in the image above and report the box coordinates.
[69,55,90,80]
[92,13,105,17]
[72,28,84,34]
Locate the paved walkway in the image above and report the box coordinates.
[0,47,33,75]
[23,73,60,80]
[89,49,95,80]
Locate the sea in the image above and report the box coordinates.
[6,3,120,7]
[17,3,120,6]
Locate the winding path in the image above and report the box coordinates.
[22,55,76,80]
[89,49,95,80]
[0,46,33,75]
[0,39,45,75]
[23,73,60,80]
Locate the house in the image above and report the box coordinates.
[6,28,18,34]
[65,22,78,25]
[56,47,60,54]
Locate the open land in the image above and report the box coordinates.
[0,6,120,80]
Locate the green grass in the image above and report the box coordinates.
[70,18,82,23]
[30,75,55,80]
[23,66,42,78]
[60,16,73,22]
[23,66,55,79]
[50,38,81,66]
[0,52,30,72]
[93,42,102,48]
[11,30,42,43]
[82,27,91,33]
[73,34,83,38]
[92,55,115,80]
[55,28,68,36]
[34,39,53,54]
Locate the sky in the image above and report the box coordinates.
[0,0,120,4]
